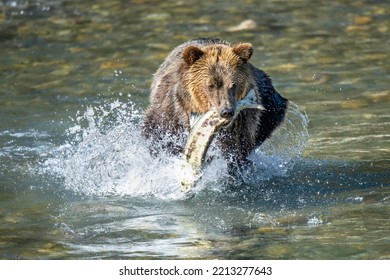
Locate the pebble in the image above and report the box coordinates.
[346,15,374,32]
[50,64,73,76]
[252,227,288,235]
[346,25,368,32]
[145,13,171,21]
[354,16,373,25]
[226,19,257,32]
[264,244,294,257]
[147,43,172,51]
[273,63,299,71]
[100,60,129,70]
[298,37,326,50]
[377,24,388,33]
[367,91,390,103]
[340,99,369,109]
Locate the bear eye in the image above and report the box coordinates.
[229,83,237,91]
[208,84,215,90]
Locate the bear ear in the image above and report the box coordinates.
[232,43,253,62]
[183,46,204,65]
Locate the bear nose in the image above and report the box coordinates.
[220,107,235,118]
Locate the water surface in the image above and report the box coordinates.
[0,0,389,259]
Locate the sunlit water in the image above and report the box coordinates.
[0,0,389,259]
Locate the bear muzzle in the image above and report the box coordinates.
[219,106,235,119]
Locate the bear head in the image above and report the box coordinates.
[182,42,254,119]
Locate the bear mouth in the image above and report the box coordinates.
[182,92,265,192]
[219,106,235,119]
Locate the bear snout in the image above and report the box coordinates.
[219,106,235,119]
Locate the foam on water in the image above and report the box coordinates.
[42,98,308,200]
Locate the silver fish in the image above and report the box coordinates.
[181,89,264,193]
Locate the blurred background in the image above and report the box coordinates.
[1,0,389,159]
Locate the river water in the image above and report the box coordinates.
[0,0,389,259]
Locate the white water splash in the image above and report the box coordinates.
[42,99,308,200]
[244,102,309,183]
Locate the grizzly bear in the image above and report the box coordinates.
[142,38,287,175]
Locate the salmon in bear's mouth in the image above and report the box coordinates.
[181,88,264,193]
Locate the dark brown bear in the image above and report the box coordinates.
[142,38,287,174]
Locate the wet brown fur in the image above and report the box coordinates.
[142,38,287,173]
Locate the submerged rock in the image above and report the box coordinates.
[226,19,257,32]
